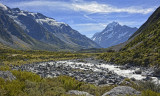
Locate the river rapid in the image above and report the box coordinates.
[12,58,160,85]
[57,59,160,84]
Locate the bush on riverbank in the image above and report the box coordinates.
[0,48,97,65]
[97,50,160,67]
[0,70,160,96]
[0,70,115,96]
[120,78,160,96]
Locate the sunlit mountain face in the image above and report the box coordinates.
[0,3,100,50]
[91,22,138,48]
[1,0,160,38]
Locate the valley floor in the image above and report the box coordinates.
[0,49,160,96]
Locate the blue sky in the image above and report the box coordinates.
[1,0,160,38]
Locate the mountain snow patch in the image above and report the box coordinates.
[28,12,36,17]
[36,18,67,27]
[18,12,27,16]
[0,3,8,11]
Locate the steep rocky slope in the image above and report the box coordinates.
[0,3,100,50]
[92,22,137,48]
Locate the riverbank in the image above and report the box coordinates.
[11,58,160,85]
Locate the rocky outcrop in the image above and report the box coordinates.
[67,90,93,96]
[102,86,141,96]
[0,71,16,81]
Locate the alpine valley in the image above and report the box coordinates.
[0,2,160,96]
[0,3,100,51]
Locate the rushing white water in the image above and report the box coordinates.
[56,60,160,84]
[97,64,146,80]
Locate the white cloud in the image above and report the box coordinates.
[6,0,155,14]
[6,1,72,11]
[72,2,155,14]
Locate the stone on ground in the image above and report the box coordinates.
[67,90,93,96]
[102,86,141,96]
[0,71,16,81]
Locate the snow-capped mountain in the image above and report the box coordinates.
[0,3,100,50]
[91,22,138,48]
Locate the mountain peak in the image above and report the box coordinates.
[91,22,138,48]
[107,21,120,28]
[0,3,8,11]
[102,21,120,33]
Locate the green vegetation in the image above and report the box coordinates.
[119,78,160,96]
[97,49,160,67]
[141,90,160,96]
[77,48,114,53]
[0,71,160,96]
[0,48,97,65]
[0,70,115,96]
[121,78,160,93]
[0,47,159,96]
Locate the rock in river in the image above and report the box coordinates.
[135,68,142,74]
[153,69,160,77]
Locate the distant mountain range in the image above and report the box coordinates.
[91,22,137,48]
[0,3,100,51]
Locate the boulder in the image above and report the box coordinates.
[143,76,152,81]
[135,68,142,74]
[0,71,16,81]
[102,86,141,96]
[119,66,127,70]
[130,77,136,81]
[124,64,132,69]
[67,90,93,96]
[153,69,160,77]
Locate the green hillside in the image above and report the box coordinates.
[98,7,160,67]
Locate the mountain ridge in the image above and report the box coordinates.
[0,3,100,51]
[0,9,60,51]
[91,22,137,48]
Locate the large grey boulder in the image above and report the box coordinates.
[67,90,94,96]
[0,71,16,81]
[135,68,142,74]
[102,86,140,96]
